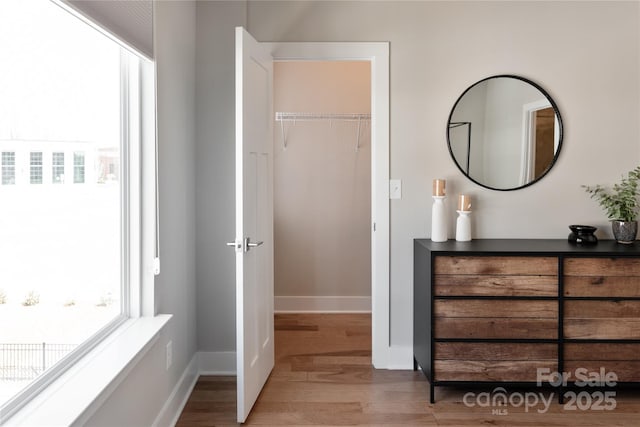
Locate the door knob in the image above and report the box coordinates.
[227,240,242,251]
[244,237,263,252]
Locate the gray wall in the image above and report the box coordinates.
[85,1,197,425]
[195,1,247,352]
[196,0,640,352]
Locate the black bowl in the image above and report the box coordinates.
[568,225,598,244]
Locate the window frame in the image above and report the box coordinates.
[1,151,15,185]
[30,151,43,184]
[73,151,85,184]
[51,151,65,184]
[0,4,158,419]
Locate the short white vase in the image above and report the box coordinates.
[455,210,471,242]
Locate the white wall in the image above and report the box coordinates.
[85,1,197,425]
[273,61,371,298]
[196,0,639,353]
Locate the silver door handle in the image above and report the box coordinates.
[244,237,263,252]
[227,241,241,251]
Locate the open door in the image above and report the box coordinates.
[233,27,274,423]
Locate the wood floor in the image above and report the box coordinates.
[176,313,640,426]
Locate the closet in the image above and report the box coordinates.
[273,61,371,312]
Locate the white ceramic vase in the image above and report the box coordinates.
[456,210,471,242]
[431,196,447,242]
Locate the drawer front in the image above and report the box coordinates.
[435,342,557,381]
[435,300,557,318]
[565,343,640,361]
[563,361,640,383]
[435,360,557,382]
[565,344,640,382]
[564,319,640,339]
[435,275,557,297]
[435,318,558,339]
[565,300,640,318]
[435,300,558,339]
[435,256,557,275]
[565,257,640,277]
[436,342,557,360]
[434,256,558,297]
[564,276,640,298]
[564,301,640,339]
[564,257,640,297]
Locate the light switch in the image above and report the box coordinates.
[390,179,402,199]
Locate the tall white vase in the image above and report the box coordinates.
[456,210,472,242]
[431,196,447,242]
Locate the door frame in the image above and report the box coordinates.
[264,42,392,368]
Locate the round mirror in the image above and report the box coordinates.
[447,75,563,191]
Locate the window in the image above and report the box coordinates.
[0,0,156,419]
[1,152,15,185]
[30,152,43,184]
[73,152,85,183]
[52,152,65,183]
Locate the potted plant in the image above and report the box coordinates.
[583,165,640,244]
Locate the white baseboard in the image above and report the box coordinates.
[154,352,236,427]
[153,353,199,427]
[198,351,236,375]
[274,296,371,313]
[383,345,414,370]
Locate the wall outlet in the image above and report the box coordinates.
[166,340,173,371]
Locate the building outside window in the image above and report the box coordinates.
[1,152,15,185]
[30,152,43,184]
[73,151,85,184]
[52,152,64,184]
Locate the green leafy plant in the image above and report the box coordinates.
[583,166,640,221]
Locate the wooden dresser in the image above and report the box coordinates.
[413,239,640,402]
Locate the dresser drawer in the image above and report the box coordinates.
[564,300,640,339]
[435,343,557,381]
[564,258,640,297]
[435,274,557,297]
[565,257,640,276]
[564,276,640,298]
[434,300,558,339]
[565,343,640,382]
[435,300,557,317]
[435,256,557,275]
[436,342,557,360]
[434,256,558,297]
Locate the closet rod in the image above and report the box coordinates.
[275,112,371,122]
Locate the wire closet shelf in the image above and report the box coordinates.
[275,112,371,151]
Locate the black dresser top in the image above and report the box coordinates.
[415,239,640,256]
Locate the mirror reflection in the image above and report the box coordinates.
[447,75,563,191]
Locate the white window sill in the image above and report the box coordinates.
[5,314,172,426]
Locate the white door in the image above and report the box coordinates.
[234,26,274,423]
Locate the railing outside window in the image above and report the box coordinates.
[0,343,76,381]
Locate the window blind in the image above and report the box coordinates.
[60,0,153,59]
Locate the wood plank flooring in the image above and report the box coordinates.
[176,313,640,426]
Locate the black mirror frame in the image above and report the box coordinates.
[446,74,564,191]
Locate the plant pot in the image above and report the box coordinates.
[611,220,638,244]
